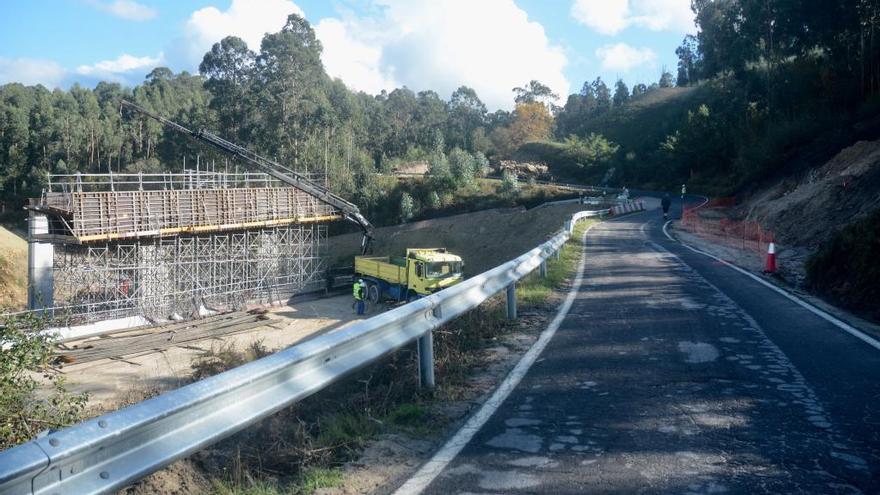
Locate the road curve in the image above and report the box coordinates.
[397,198,880,494]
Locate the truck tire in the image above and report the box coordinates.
[367,283,380,305]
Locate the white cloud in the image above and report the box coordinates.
[0,57,66,88]
[571,0,695,35]
[595,43,656,71]
[170,0,304,69]
[315,0,569,110]
[92,0,157,21]
[571,0,629,36]
[630,0,696,33]
[315,18,396,94]
[76,53,162,78]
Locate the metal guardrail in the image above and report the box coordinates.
[0,205,645,495]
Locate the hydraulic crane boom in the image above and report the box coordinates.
[120,100,373,254]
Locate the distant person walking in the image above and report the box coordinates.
[353,278,366,315]
[661,194,671,220]
[681,183,687,200]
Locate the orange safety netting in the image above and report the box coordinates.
[680,199,775,261]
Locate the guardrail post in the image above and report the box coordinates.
[539,261,547,278]
[506,283,517,320]
[417,331,435,390]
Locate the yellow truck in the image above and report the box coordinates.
[354,248,463,303]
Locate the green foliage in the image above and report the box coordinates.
[516,133,619,184]
[426,190,442,210]
[0,313,88,450]
[299,468,343,493]
[399,192,415,223]
[498,169,520,197]
[806,209,880,321]
[448,147,477,187]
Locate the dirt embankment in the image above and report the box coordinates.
[328,203,590,276]
[745,139,880,249]
[0,225,27,309]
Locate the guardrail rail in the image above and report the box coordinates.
[0,203,645,495]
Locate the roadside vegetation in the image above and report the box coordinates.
[0,313,88,451]
[805,208,880,322]
[125,218,595,495]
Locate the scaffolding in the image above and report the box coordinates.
[28,169,337,324]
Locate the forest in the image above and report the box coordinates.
[1,1,878,214]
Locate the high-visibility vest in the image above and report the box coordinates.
[353,282,362,300]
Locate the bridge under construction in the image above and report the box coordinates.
[27,102,373,325]
[28,170,338,323]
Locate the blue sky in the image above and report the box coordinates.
[0,0,696,110]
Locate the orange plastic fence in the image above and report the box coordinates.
[680,199,775,261]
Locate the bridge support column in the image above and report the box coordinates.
[506,283,517,320]
[28,210,54,311]
[417,331,435,390]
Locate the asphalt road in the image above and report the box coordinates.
[409,199,880,494]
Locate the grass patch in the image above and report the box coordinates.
[516,219,594,309]
[299,467,343,493]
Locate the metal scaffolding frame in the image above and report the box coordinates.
[52,225,327,322]
[29,169,335,324]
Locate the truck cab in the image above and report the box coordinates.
[355,248,463,303]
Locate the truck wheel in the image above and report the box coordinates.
[367,283,380,305]
[406,290,419,303]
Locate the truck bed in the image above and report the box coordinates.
[355,256,407,285]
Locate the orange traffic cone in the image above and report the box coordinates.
[764,242,777,274]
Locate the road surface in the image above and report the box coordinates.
[401,198,880,494]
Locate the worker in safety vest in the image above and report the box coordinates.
[353,278,366,315]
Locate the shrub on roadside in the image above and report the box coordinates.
[0,312,88,450]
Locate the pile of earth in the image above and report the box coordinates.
[494,160,550,180]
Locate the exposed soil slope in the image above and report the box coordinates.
[328,203,591,275]
[746,139,880,248]
[0,225,27,309]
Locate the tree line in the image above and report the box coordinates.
[548,0,880,192]
[0,14,564,214]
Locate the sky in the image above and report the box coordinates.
[0,0,697,110]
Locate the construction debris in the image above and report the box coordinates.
[54,311,278,366]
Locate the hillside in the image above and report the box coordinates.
[517,86,707,189]
[328,202,595,276]
[747,139,880,248]
[0,225,28,310]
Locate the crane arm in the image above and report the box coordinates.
[120,100,373,253]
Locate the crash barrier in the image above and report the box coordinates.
[608,200,645,216]
[679,202,775,261]
[0,207,613,495]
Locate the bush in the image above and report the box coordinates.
[806,209,880,322]
[0,313,88,450]
[498,169,520,197]
[399,192,415,223]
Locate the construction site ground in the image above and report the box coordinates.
[53,202,595,410]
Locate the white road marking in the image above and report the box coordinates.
[662,218,880,352]
[392,222,599,495]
